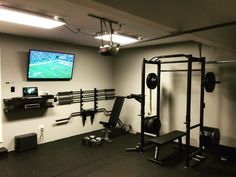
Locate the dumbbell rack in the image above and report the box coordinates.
[55,88,115,125]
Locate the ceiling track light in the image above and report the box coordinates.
[88,14,142,55]
[0,5,65,29]
[95,32,140,45]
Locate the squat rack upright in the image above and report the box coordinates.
[142,54,206,168]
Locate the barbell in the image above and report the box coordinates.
[146,72,220,93]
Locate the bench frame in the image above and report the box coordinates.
[148,130,185,165]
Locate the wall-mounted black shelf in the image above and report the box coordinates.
[3,96,54,113]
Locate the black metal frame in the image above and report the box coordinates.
[142,54,206,168]
[140,59,161,150]
[125,60,160,152]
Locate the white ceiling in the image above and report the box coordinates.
[0,0,236,52]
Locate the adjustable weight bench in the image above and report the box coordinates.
[99,96,125,142]
[148,130,185,165]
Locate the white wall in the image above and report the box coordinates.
[0,34,114,151]
[114,41,236,147]
[2,34,236,151]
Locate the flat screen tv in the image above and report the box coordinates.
[27,49,75,81]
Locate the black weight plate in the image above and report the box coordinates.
[144,117,153,132]
[150,118,161,134]
[147,117,155,133]
[204,72,216,92]
[152,118,161,134]
[144,117,151,133]
[200,127,220,147]
[144,117,161,134]
[146,73,158,89]
[143,118,149,132]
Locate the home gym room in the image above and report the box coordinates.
[0,0,236,177]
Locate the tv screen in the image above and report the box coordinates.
[27,49,75,81]
[23,87,38,97]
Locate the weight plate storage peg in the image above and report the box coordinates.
[204,72,221,93]
[146,73,158,89]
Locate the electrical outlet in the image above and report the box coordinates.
[39,125,45,131]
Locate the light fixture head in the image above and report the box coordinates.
[95,32,140,45]
[99,44,120,56]
[0,5,65,29]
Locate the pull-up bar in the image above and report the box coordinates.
[161,69,201,72]
[149,54,189,61]
[161,59,236,65]
[148,54,236,65]
[148,54,203,64]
